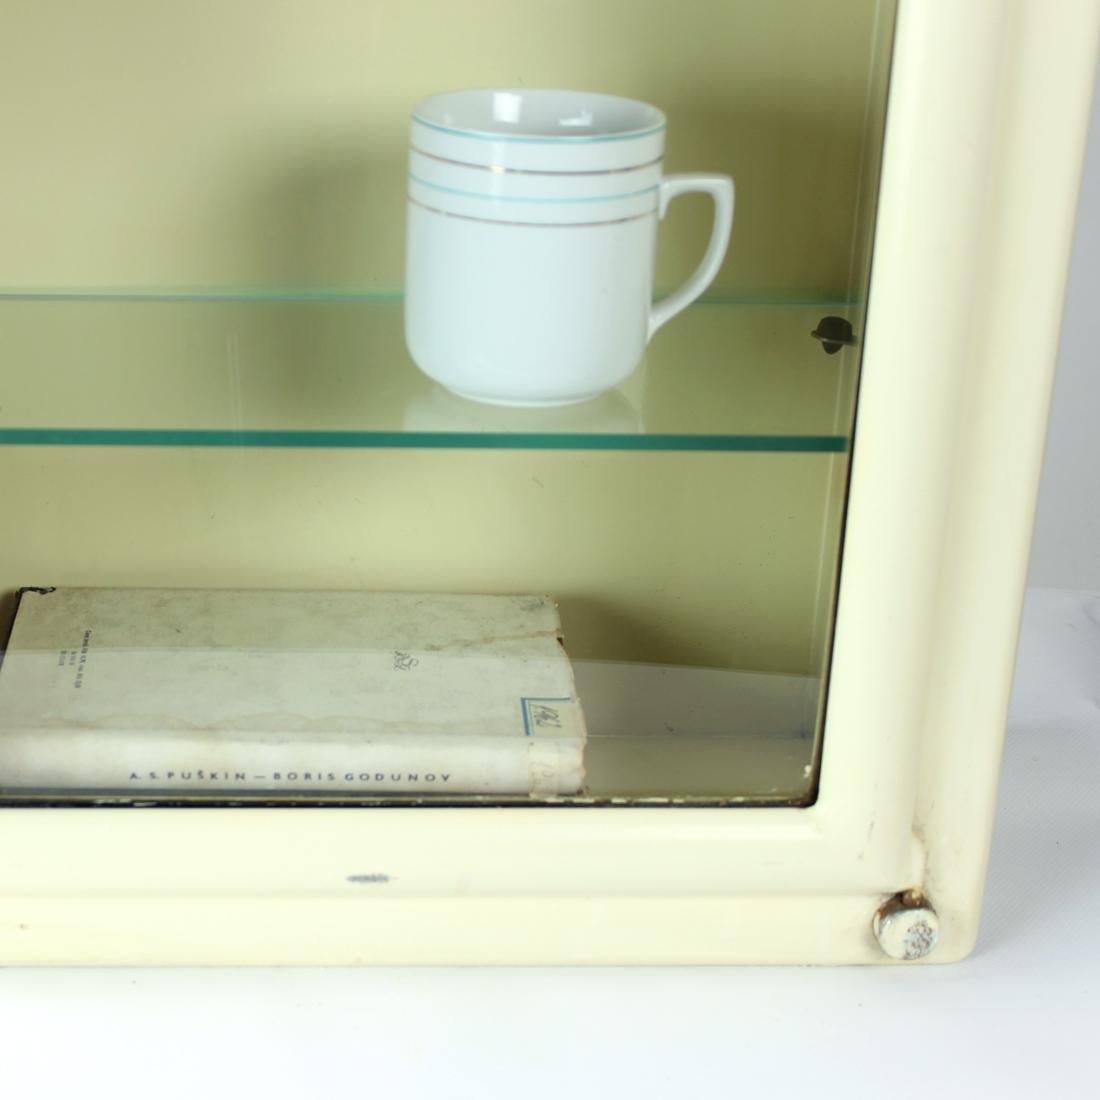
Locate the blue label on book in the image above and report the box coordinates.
[520,697,573,737]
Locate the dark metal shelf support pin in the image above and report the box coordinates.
[811,316,857,355]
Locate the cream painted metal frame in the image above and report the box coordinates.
[1,0,1097,965]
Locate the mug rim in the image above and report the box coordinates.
[411,88,667,144]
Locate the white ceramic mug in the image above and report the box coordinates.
[404,88,735,407]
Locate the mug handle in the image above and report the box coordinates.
[648,174,735,339]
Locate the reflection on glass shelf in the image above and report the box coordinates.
[0,296,856,452]
[576,661,818,801]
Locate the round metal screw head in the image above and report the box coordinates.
[873,894,940,961]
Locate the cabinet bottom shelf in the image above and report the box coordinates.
[0,662,819,807]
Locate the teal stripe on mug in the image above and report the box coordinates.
[408,173,659,204]
[411,115,666,144]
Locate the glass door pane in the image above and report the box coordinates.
[0,0,897,804]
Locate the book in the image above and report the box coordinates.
[0,587,587,797]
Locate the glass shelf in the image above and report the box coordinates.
[0,295,855,453]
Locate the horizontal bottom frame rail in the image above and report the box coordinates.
[0,893,960,965]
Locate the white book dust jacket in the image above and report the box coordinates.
[0,588,587,796]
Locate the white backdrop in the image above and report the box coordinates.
[1029,61,1100,588]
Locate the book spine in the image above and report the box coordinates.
[0,730,584,796]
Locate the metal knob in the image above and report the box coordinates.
[873,891,939,960]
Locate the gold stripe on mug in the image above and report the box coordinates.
[410,145,663,177]
[407,194,657,229]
